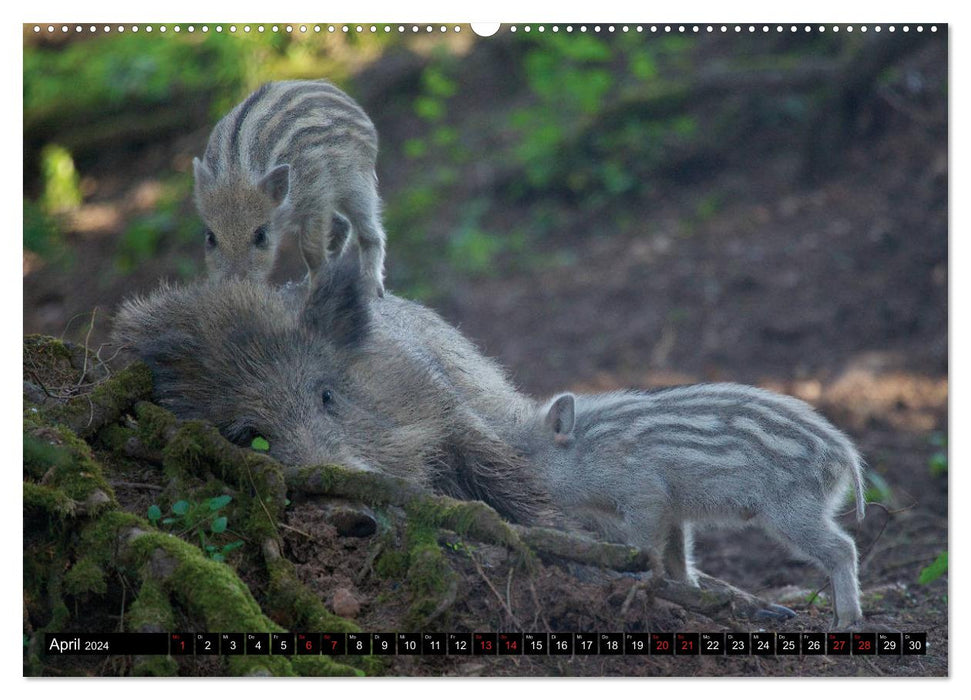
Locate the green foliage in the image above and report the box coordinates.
[413,62,458,124]
[446,199,503,275]
[863,470,894,505]
[24,32,248,125]
[928,433,948,476]
[251,436,270,452]
[23,198,68,263]
[918,551,947,585]
[147,495,243,563]
[115,216,167,273]
[40,145,81,213]
[115,174,200,273]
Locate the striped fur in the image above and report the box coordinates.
[193,79,387,295]
[520,383,866,628]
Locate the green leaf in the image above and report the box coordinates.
[211,516,228,534]
[222,541,244,553]
[161,517,177,526]
[864,471,893,504]
[208,495,233,511]
[147,505,162,523]
[171,500,190,516]
[211,553,226,563]
[918,552,948,585]
[929,451,947,476]
[250,436,270,452]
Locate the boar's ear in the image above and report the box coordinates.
[193,157,213,190]
[546,393,576,440]
[302,247,370,349]
[258,164,290,205]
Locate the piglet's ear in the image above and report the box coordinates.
[258,163,290,205]
[546,394,576,440]
[302,246,370,349]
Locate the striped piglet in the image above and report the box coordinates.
[522,383,866,627]
[193,79,387,295]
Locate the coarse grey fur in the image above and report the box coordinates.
[193,79,387,296]
[111,254,546,524]
[518,384,866,627]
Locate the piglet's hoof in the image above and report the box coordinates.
[754,604,797,621]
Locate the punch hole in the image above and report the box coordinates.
[468,23,498,36]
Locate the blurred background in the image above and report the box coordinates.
[23,25,947,595]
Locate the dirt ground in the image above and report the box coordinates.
[23,32,948,677]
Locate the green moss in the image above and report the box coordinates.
[134,401,178,450]
[23,481,77,517]
[128,532,272,631]
[263,554,360,634]
[408,496,526,555]
[45,361,153,438]
[62,557,107,598]
[374,547,409,580]
[23,426,116,514]
[95,424,137,454]
[128,578,176,631]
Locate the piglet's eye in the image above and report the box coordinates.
[253,225,268,248]
[321,390,333,406]
[205,229,217,248]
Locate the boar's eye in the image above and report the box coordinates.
[228,425,260,447]
[253,225,268,248]
[204,228,217,249]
